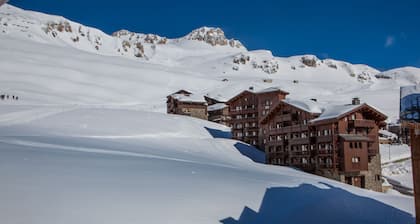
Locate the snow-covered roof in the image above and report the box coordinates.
[171,93,206,103]
[282,99,323,114]
[311,104,360,123]
[255,87,289,95]
[379,129,398,139]
[339,134,372,142]
[208,103,227,111]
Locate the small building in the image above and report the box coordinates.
[204,95,230,126]
[208,103,230,126]
[227,87,289,148]
[260,97,387,192]
[166,90,208,120]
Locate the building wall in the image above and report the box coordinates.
[365,154,382,192]
[228,90,288,148]
[167,96,208,120]
[229,91,259,146]
[411,130,420,224]
[263,103,384,192]
[208,107,230,126]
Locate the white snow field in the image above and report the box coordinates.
[0,106,415,224]
[0,3,418,224]
[381,144,413,190]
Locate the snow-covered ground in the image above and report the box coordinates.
[380,144,413,191]
[0,4,418,223]
[0,105,415,224]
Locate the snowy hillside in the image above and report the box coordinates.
[0,105,415,224]
[1,4,420,123]
[0,4,418,223]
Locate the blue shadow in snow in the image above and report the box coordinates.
[220,182,415,224]
[233,142,265,164]
[205,127,232,139]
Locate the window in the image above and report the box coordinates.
[237,132,243,137]
[350,142,353,148]
[244,98,247,102]
[302,158,308,164]
[358,142,362,148]
[351,114,356,120]
[352,157,360,163]
[326,157,332,165]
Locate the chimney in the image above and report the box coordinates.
[352,97,360,105]
[310,98,317,102]
[249,86,254,91]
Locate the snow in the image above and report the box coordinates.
[208,103,227,111]
[380,144,411,164]
[380,144,413,191]
[171,93,206,103]
[282,98,322,114]
[310,104,360,123]
[0,105,416,224]
[379,129,398,140]
[0,4,418,223]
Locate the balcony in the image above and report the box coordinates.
[348,119,376,129]
[229,108,257,115]
[279,114,292,121]
[289,137,309,145]
[318,149,333,155]
[316,135,332,143]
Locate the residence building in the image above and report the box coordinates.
[166,90,208,120]
[260,98,387,192]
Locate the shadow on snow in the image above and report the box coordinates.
[220,182,415,224]
[204,127,265,163]
[205,127,232,139]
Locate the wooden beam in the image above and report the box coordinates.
[409,126,420,224]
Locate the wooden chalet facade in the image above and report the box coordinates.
[205,96,230,126]
[166,90,208,120]
[227,87,289,148]
[260,98,387,192]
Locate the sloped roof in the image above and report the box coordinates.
[260,98,322,124]
[310,104,360,123]
[282,98,323,114]
[255,87,289,95]
[208,103,227,111]
[339,134,373,142]
[310,103,387,124]
[226,87,288,104]
[170,93,206,103]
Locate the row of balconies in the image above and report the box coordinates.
[348,119,376,129]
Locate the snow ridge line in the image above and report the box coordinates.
[0,137,239,169]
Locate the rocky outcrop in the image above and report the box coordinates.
[184,27,242,48]
[301,55,318,67]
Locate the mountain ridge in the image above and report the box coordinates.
[1,3,420,123]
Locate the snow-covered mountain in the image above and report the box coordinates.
[0,4,418,224]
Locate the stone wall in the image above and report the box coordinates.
[365,154,382,192]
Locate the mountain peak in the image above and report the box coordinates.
[183,26,243,48]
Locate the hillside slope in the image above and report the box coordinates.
[1,4,420,122]
[0,106,415,224]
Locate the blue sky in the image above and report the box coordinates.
[9,0,420,70]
